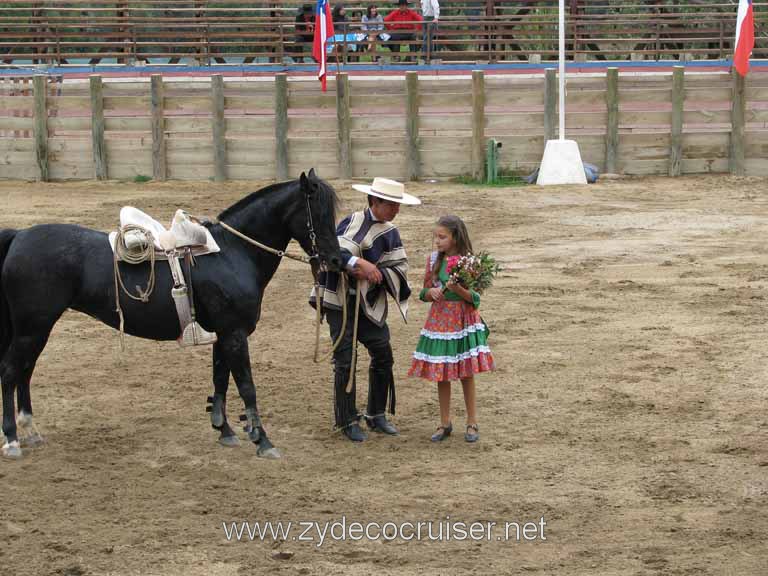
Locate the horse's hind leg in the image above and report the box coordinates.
[17,379,44,447]
[1,333,50,459]
[208,341,240,447]
[217,330,280,459]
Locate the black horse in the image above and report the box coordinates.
[0,170,342,459]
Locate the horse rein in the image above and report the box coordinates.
[217,188,350,364]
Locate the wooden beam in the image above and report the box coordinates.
[90,75,107,180]
[406,71,420,181]
[211,74,226,182]
[472,70,485,181]
[605,67,619,174]
[275,73,288,181]
[669,66,684,177]
[33,74,49,181]
[336,73,352,179]
[150,74,166,181]
[544,68,556,142]
[729,69,745,176]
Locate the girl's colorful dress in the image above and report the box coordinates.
[408,252,495,382]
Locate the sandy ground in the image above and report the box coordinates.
[0,175,767,575]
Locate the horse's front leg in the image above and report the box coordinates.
[217,330,280,459]
[207,341,240,447]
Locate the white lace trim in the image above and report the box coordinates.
[420,323,487,341]
[412,346,492,364]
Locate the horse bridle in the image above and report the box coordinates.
[217,187,321,268]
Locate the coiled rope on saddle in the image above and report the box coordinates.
[112,224,158,349]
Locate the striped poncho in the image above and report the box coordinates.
[310,209,411,326]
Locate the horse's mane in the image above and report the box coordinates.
[217,176,339,224]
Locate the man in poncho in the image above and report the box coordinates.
[310,178,421,442]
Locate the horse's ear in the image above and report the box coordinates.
[308,167,317,181]
[299,171,309,189]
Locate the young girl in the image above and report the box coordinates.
[408,215,495,443]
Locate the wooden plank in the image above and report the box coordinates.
[350,115,406,133]
[275,74,288,181]
[289,163,339,179]
[486,113,545,133]
[90,75,107,180]
[730,70,745,176]
[669,66,683,177]
[566,90,607,107]
[745,87,768,101]
[211,74,226,182]
[168,164,214,180]
[566,112,608,129]
[0,117,35,131]
[485,89,543,108]
[226,141,276,164]
[224,95,275,110]
[47,96,91,111]
[226,164,274,180]
[336,73,351,180]
[0,165,38,180]
[109,164,154,180]
[406,71,420,182]
[544,68,556,141]
[605,68,618,174]
[287,116,338,134]
[745,132,768,157]
[164,96,213,111]
[49,163,93,180]
[684,87,733,102]
[104,117,151,132]
[680,158,729,174]
[224,116,273,134]
[167,148,215,164]
[150,74,166,181]
[421,136,472,151]
[420,92,473,109]
[349,94,407,109]
[681,132,729,158]
[0,139,34,152]
[471,70,484,181]
[33,75,48,182]
[164,117,212,133]
[420,114,471,133]
[682,110,732,125]
[618,90,672,104]
[288,93,337,110]
[103,96,152,111]
[0,96,34,112]
[744,158,768,176]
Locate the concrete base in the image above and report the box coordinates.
[536,139,588,186]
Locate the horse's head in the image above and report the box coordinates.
[294,169,343,276]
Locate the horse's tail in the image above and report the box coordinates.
[0,229,17,362]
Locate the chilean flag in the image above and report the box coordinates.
[312,0,335,91]
[733,0,754,76]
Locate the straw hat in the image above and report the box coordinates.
[352,178,421,205]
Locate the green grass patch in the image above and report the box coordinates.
[451,171,527,187]
[132,175,152,183]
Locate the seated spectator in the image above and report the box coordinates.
[328,4,363,58]
[362,5,390,55]
[383,0,423,60]
[292,4,316,63]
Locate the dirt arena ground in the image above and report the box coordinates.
[0,174,767,575]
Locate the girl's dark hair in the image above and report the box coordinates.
[432,215,474,282]
[332,4,347,22]
[366,5,378,18]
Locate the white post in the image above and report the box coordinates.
[559,0,565,140]
[536,0,587,185]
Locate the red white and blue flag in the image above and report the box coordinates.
[313,0,335,91]
[734,0,754,76]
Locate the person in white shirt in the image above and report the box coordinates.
[420,0,440,57]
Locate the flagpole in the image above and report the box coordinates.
[559,0,565,140]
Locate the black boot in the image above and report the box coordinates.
[334,367,366,442]
[365,367,398,435]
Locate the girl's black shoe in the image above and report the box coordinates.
[430,424,453,442]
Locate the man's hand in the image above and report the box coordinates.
[352,258,383,284]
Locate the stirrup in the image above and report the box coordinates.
[178,321,217,347]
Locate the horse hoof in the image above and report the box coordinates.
[20,433,44,448]
[257,446,282,459]
[2,441,22,459]
[218,435,241,448]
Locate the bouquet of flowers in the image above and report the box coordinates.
[443,252,500,294]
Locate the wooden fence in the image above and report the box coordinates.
[1,69,767,181]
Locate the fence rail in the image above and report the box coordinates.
[1,69,767,181]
